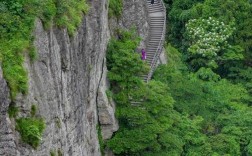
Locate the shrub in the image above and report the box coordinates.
[16,117,45,149]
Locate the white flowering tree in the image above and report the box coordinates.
[185,17,243,69]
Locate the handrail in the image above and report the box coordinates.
[146,0,166,82]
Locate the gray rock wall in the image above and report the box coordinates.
[159,48,168,65]
[1,0,110,155]
[0,66,20,156]
[97,63,118,140]
[109,0,149,49]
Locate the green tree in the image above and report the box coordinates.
[189,0,252,64]
[185,17,243,71]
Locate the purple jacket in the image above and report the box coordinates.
[141,49,146,60]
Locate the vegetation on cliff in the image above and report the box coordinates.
[0,0,89,99]
[13,104,46,149]
[16,117,45,149]
[108,0,123,18]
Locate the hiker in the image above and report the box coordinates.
[151,0,154,5]
[141,49,146,60]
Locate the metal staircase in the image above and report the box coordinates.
[142,0,166,82]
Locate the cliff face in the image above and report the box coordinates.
[0,0,151,155]
[1,0,109,155]
[109,0,149,49]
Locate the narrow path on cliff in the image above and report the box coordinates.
[142,0,166,82]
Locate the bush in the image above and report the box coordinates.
[108,0,123,18]
[16,117,45,149]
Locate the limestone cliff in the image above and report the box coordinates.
[1,0,109,155]
[0,0,152,155]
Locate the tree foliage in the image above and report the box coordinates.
[166,0,252,60]
[161,1,252,154]
[185,17,244,70]
[153,44,252,155]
